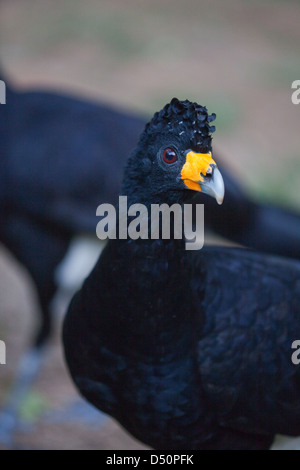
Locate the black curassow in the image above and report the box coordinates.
[2,72,300,447]
[1,70,300,349]
[0,74,145,444]
[63,98,300,450]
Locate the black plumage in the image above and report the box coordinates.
[0,76,145,346]
[1,71,300,348]
[0,75,146,444]
[63,98,300,450]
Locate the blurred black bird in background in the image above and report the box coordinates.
[63,99,300,450]
[0,69,145,443]
[1,66,300,446]
[0,70,145,348]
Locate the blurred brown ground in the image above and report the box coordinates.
[0,0,300,450]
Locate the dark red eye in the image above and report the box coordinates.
[162,148,178,164]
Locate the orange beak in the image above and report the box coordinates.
[181,151,225,205]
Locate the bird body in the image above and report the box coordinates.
[0,77,145,444]
[0,77,145,345]
[1,72,300,347]
[2,68,300,447]
[64,236,300,449]
[64,99,300,449]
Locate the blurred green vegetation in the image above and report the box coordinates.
[20,391,49,422]
[258,60,300,88]
[252,154,300,209]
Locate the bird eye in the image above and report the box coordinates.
[162,148,178,164]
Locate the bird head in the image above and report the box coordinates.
[122,98,224,206]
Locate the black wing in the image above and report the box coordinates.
[195,247,300,437]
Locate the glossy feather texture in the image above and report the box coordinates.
[63,99,300,449]
[1,74,300,346]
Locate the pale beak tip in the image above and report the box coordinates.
[200,166,225,205]
[215,169,225,205]
[217,195,224,206]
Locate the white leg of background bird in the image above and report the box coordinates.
[53,236,106,320]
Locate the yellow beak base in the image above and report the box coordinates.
[181,151,216,192]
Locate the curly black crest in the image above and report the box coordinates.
[145,97,216,152]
